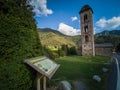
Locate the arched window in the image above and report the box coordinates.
[85,35,89,42]
[84,26,88,33]
[84,14,88,21]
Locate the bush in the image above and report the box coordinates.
[58,49,66,57]
[0,61,36,90]
[44,47,59,60]
[116,43,120,52]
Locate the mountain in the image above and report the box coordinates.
[38,28,64,35]
[96,30,120,36]
[95,30,120,46]
[38,28,80,47]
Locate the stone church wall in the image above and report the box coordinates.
[95,47,113,56]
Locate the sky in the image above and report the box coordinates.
[29,0,120,36]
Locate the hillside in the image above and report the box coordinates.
[96,30,120,36]
[38,28,64,35]
[38,28,79,47]
[95,30,120,46]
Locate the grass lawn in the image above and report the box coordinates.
[48,56,111,90]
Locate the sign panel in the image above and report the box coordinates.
[24,56,60,79]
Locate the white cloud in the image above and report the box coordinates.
[96,16,120,29]
[58,23,81,36]
[28,0,53,16]
[93,27,97,34]
[71,16,78,21]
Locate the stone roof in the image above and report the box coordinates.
[79,4,93,14]
[95,43,113,48]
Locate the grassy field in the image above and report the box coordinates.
[48,56,111,90]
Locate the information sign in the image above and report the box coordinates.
[25,56,60,79]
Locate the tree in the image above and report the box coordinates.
[0,0,43,89]
[69,46,77,55]
[61,44,69,56]
[116,43,120,52]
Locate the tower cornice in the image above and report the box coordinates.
[79,4,93,14]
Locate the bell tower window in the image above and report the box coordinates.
[84,14,88,21]
[85,35,89,42]
[84,26,88,33]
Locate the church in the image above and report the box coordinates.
[79,5,113,56]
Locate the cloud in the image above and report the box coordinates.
[58,23,81,36]
[28,0,53,16]
[71,16,78,21]
[96,16,120,29]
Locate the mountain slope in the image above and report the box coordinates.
[38,28,64,35]
[96,30,120,36]
[38,28,77,47]
[95,30,120,46]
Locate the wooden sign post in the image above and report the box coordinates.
[37,73,42,90]
[24,56,60,90]
[43,76,46,90]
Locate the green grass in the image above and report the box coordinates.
[49,56,111,90]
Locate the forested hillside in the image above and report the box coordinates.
[95,30,120,46]
[0,0,43,89]
[38,28,78,59]
[96,30,120,36]
[38,28,120,59]
[38,28,80,47]
[38,28,120,48]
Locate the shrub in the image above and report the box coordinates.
[44,47,59,60]
[58,49,66,57]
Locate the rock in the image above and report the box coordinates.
[104,62,111,68]
[58,80,71,90]
[104,62,111,66]
[73,81,87,90]
[93,75,101,82]
[102,67,108,72]
[47,86,57,90]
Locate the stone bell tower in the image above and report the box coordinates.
[79,5,95,56]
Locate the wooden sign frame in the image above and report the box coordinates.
[24,56,60,79]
